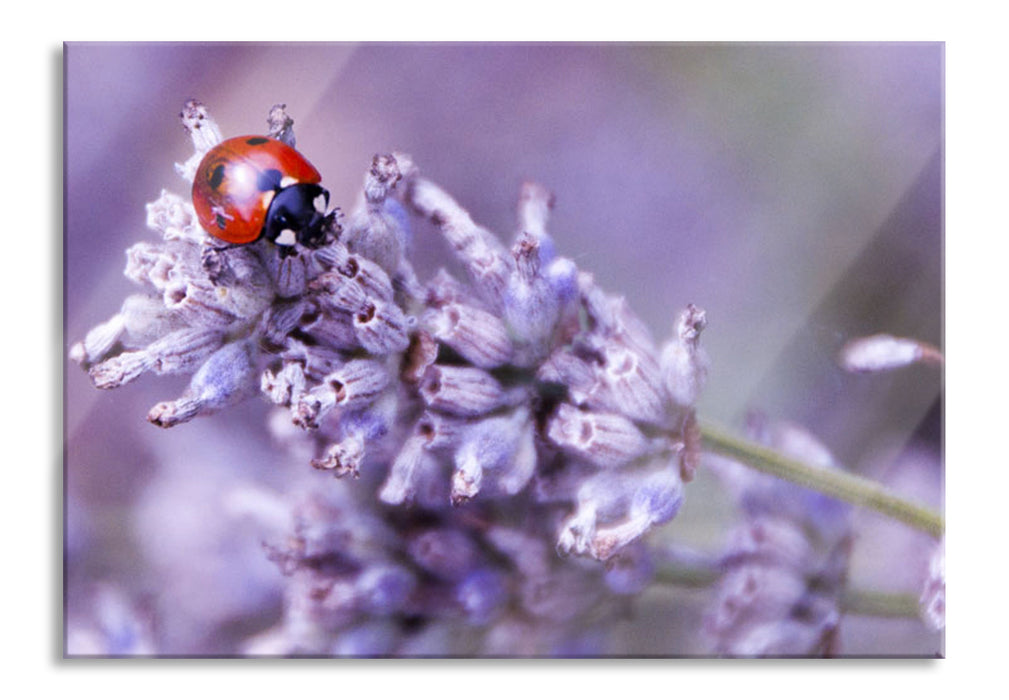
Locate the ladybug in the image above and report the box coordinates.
[192,135,334,251]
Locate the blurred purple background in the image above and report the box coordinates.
[64,43,942,655]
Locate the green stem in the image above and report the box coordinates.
[698,419,944,539]
[840,589,922,619]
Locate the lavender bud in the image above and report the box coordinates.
[407,529,479,582]
[258,299,309,347]
[660,304,709,409]
[266,247,311,299]
[379,434,446,506]
[498,415,538,496]
[309,270,369,314]
[354,563,416,615]
[295,359,389,429]
[451,410,530,504]
[175,100,222,182]
[504,233,562,347]
[545,403,650,470]
[839,333,943,373]
[145,189,202,244]
[279,337,345,381]
[352,301,411,354]
[706,565,808,638]
[455,568,509,624]
[312,432,366,478]
[589,467,684,560]
[557,463,683,560]
[337,254,395,303]
[344,195,407,277]
[298,306,359,352]
[330,622,398,657]
[123,241,180,293]
[120,294,185,347]
[419,365,509,418]
[518,569,599,622]
[266,103,296,146]
[148,339,258,428]
[89,328,225,389]
[70,312,126,367]
[424,302,514,369]
[484,526,551,578]
[179,99,222,152]
[407,177,511,310]
[586,340,667,425]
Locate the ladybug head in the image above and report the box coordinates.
[263,183,333,251]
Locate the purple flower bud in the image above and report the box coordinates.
[89,327,225,389]
[148,339,258,427]
[545,403,650,470]
[336,254,395,303]
[70,312,127,367]
[297,306,359,352]
[407,529,479,581]
[584,339,667,425]
[258,299,309,347]
[660,304,709,410]
[344,192,408,277]
[145,189,202,244]
[451,409,532,504]
[295,359,389,429]
[455,568,508,624]
[352,301,410,354]
[330,622,399,657]
[266,103,295,146]
[312,433,366,478]
[424,302,514,369]
[503,234,564,347]
[309,270,370,314]
[355,563,416,615]
[839,333,943,373]
[407,177,511,311]
[419,365,509,417]
[557,463,683,560]
[545,256,578,305]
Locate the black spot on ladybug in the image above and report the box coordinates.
[215,213,227,229]
[246,137,269,145]
[256,168,284,192]
[209,164,226,190]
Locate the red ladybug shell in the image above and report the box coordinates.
[192,135,322,245]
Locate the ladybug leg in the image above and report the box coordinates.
[201,242,239,285]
